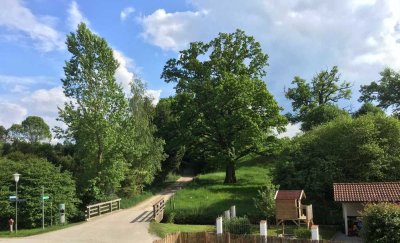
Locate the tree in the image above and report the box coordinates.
[21,116,51,143]
[359,68,400,115]
[162,29,287,183]
[0,125,6,142]
[361,203,400,242]
[301,104,349,131]
[119,80,166,196]
[253,176,278,222]
[7,116,51,144]
[353,102,385,117]
[0,156,79,228]
[275,114,400,223]
[285,66,351,122]
[57,23,129,201]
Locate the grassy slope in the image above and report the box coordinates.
[165,154,272,224]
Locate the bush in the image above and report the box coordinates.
[253,176,278,222]
[294,228,311,239]
[223,216,251,235]
[0,157,80,228]
[361,203,400,242]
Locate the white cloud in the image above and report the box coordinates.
[21,86,67,116]
[120,7,135,21]
[0,0,64,52]
[113,49,137,93]
[0,102,27,128]
[67,1,90,30]
[139,0,400,110]
[278,123,302,138]
[145,89,162,106]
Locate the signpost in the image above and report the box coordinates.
[41,186,49,229]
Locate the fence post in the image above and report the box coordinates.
[230,205,236,218]
[311,225,319,240]
[224,210,231,219]
[216,216,223,235]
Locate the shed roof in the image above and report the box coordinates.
[275,190,304,200]
[333,182,400,202]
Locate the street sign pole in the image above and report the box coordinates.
[42,186,44,229]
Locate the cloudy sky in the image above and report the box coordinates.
[1,0,400,137]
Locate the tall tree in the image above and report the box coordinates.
[285,66,351,122]
[359,68,400,115]
[57,23,129,201]
[162,29,287,183]
[301,104,349,131]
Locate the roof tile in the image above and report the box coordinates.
[333,182,400,202]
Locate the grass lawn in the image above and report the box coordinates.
[0,222,82,238]
[150,222,338,240]
[164,154,272,224]
[149,222,215,238]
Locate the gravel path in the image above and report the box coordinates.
[0,177,193,243]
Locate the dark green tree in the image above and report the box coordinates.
[162,29,287,183]
[359,68,400,115]
[57,23,129,201]
[285,66,351,122]
[301,104,349,131]
[353,102,385,117]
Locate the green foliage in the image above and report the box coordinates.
[285,66,351,122]
[253,177,278,221]
[275,114,400,223]
[361,203,400,243]
[149,222,215,238]
[162,29,286,183]
[0,156,79,228]
[57,23,164,202]
[354,102,385,117]
[359,68,400,115]
[294,228,311,239]
[301,104,349,131]
[7,116,51,144]
[223,216,251,235]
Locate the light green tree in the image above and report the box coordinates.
[57,23,129,201]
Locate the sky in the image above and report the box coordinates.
[1,0,400,138]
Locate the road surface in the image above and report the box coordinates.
[0,177,193,243]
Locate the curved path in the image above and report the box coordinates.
[1,177,193,243]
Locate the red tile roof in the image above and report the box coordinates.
[275,190,304,200]
[333,182,400,202]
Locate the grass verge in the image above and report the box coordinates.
[0,222,82,238]
[150,223,338,240]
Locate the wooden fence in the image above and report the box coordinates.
[85,198,121,220]
[153,232,343,243]
[153,198,165,223]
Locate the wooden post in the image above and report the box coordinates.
[311,225,319,240]
[224,210,230,219]
[109,201,112,213]
[87,207,90,220]
[216,217,223,235]
[98,205,100,216]
[230,205,236,218]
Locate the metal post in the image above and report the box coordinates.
[15,181,18,233]
[42,186,44,229]
[51,202,53,226]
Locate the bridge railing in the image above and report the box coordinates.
[85,198,121,220]
[153,198,165,222]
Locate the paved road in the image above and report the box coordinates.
[0,177,193,243]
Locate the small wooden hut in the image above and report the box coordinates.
[275,190,313,229]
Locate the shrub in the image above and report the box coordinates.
[223,216,251,235]
[294,228,311,239]
[361,203,400,242]
[253,176,278,222]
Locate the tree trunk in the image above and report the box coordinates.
[224,161,237,183]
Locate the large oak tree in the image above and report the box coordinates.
[162,29,286,183]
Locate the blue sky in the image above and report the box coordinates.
[1,0,400,137]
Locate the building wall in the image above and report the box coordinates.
[276,199,299,220]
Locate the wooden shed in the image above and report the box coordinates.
[275,190,313,229]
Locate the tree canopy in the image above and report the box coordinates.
[285,66,351,122]
[359,68,400,115]
[7,116,51,144]
[300,104,349,131]
[162,29,287,183]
